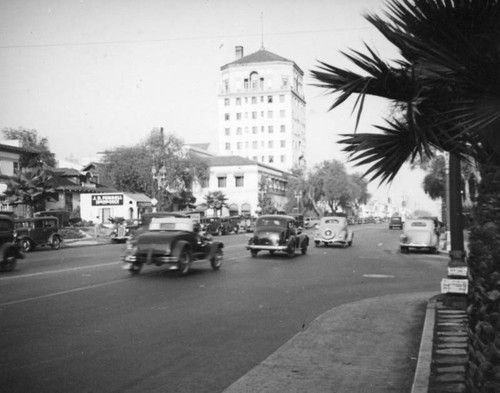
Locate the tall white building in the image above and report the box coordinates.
[218,46,306,172]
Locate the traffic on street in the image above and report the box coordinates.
[0,223,449,393]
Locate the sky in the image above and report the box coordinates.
[0,0,440,216]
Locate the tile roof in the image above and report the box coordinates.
[223,48,304,74]
[206,156,257,167]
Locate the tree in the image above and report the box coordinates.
[203,191,228,217]
[257,176,276,215]
[2,168,57,217]
[311,1,500,391]
[349,173,370,213]
[2,127,56,168]
[318,160,352,212]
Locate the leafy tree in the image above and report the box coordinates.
[319,160,352,212]
[422,155,446,200]
[257,176,276,215]
[2,168,57,217]
[203,191,228,217]
[311,1,500,391]
[349,172,371,213]
[2,127,56,168]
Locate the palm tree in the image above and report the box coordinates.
[311,1,500,391]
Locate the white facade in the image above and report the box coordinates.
[191,156,290,217]
[80,193,152,225]
[218,46,306,172]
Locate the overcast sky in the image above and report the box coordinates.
[0,0,440,216]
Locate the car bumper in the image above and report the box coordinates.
[400,242,435,248]
[246,244,288,252]
[122,253,178,265]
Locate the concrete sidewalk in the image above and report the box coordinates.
[222,292,435,393]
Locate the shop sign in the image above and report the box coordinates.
[441,278,468,294]
[92,194,123,206]
[137,201,152,207]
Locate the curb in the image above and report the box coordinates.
[411,296,437,393]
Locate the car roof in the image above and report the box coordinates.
[149,216,194,231]
[259,214,294,220]
[320,216,346,224]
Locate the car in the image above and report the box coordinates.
[108,217,132,243]
[0,214,24,272]
[246,214,309,258]
[122,216,224,275]
[389,216,403,229]
[14,216,62,252]
[399,218,440,253]
[314,216,354,247]
[304,217,320,229]
[205,217,229,236]
[221,216,240,234]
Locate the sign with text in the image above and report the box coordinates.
[91,194,123,206]
[448,267,468,277]
[441,278,468,294]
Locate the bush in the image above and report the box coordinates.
[59,227,86,240]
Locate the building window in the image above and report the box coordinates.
[218,176,227,188]
[268,141,274,148]
[252,112,257,119]
[280,140,286,147]
[225,128,230,136]
[268,110,273,119]
[236,97,241,105]
[280,125,286,133]
[224,80,229,92]
[252,126,257,134]
[224,98,230,106]
[244,79,249,89]
[235,176,244,187]
[268,95,273,103]
[282,77,289,88]
[268,156,274,163]
[237,142,242,150]
[268,126,274,133]
[251,96,257,104]
[236,112,242,120]
[280,110,285,118]
[280,155,285,163]
[237,127,242,135]
[245,141,249,148]
[225,143,230,150]
[252,141,258,149]
[224,113,230,121]
[279,95,285,103]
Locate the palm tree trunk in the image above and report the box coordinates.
[466,161,500,393]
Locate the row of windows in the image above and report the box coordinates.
[224,110,286,121]
[224,125,286,135]
[217,175,244,188]
[225,140,287,150]
[224,95,286,106]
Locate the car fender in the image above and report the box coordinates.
[48,233,61,244]
[15,235,33,245]
[207,242,224,259]
[298,234,309,247]
[172,240,191,259]
[0,242,24,259]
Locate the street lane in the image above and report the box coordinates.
[0,224,449,393]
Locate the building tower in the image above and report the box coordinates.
[218,46,306,172]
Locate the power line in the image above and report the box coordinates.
[0,26,371,49]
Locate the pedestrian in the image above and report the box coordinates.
[94,217,100,238]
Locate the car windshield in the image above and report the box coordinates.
[256,217,288,228]
[323,218,341,225]
[149,217,193,232]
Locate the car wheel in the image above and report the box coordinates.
[177,247,192,275]
[287,241,296,258]
[129,263,143,274]
[0,250,17,272]
[250,250,258,258]
[210,248,223,270]
[20,239,32,252]
[52,237,61,250]
[301,245,308,255]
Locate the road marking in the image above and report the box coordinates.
[0,278,129,307]
[0,261,119,280]
[362,274,395,278]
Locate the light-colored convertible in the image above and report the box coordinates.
[314,216,354,247]
[399,218,440,253]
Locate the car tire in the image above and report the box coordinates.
[287,241,296,258]
[301,245,307,255]
[20,239,32,253]
[250,250,258,258]
[129,263,143,274]
[176,246,192,275]
[52,237,61,250]
[210,248,223,270]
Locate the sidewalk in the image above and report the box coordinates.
[222,292,436,393]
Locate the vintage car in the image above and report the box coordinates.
[108,217,132,243]
[0,215,24,272]
[122,216,224,275]
[14,216,62,252]
[246,214,309,258]
[389,216,403,230]
[304,217,320,229]
[314,216,354,247]
[399,218,440,253]
[205,217,230,236]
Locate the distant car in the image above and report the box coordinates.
[14,216,62,252]
[205,217,228,236]
[0,214,24,272]
[399,218,440,254]
[389,216,403,229]
[109,217,133,243]
[314,216,354,247]
[246,214,309,258]
[221,216,240,234]
[122,216,224,275]
[304,217,320,229]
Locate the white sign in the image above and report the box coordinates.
[150,198,158,207]
[448,267,468,277]
[441,278,468,294]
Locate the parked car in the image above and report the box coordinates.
[239,216,256,232]
[122,216,224,275]
[205,217,229,236]
[108,217,132,243]
[314,216,354,247]
[246,214,309,258]
[399,218,440,254]
[221,216,240,234]
[389,216,403,229]
[304,217,320,229]
[0,214,24,272]
[14,216,62,252]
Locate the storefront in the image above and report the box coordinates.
[80,192,152,226]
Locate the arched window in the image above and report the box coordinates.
[229,203,239,216]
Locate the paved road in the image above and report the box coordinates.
[0,224,448,393]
